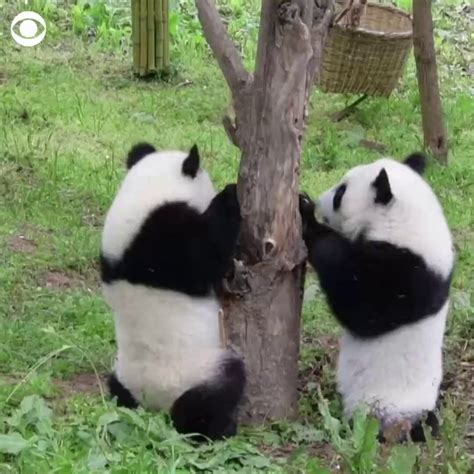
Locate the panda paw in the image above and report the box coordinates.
[217,183,241,221]
[299,192,317,237]
[299,192,316,220]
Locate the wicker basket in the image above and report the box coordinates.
[320,3,413,97]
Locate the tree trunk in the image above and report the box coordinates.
[196,0,333,423]
[413,0,448,163]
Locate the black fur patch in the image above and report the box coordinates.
[170,356,245,441]
[409,411,439,442]
[126,143,156,169]
[404,152,427,175]
[101,183,241,297]
[299,194,452,339]
[108,372,139,408]
[378,411,439,443]
[372,168,393,205]
[333,183,346,211]
[182,144,200,178]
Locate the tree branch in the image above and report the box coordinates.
[413,0,448,163]
[195,0,251,100]
[306,2,334,105]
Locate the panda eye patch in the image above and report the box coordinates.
[333,184,346,211]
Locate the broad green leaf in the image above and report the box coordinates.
[0,433,29,455]
[356,417,380,472]
[387,444,420,474]
[97,411,120,427]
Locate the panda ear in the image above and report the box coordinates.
[126,142,156,169]
[182,144,200,178]
[404,152,427,175]
[372,168,393,205]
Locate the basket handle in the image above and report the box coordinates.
[334,0,368,28]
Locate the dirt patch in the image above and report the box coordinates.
[45,271,83,289]
[43,269,99,291]
[53,373,108,398]
[9,235,37,253]
[1,372,108,399]
[82,212,103,228]
[260,441,342,471]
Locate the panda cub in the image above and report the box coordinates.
[101,143,245,440]
[300,153,454,441]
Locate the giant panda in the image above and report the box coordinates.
[100,142,245,440]
[299,153,454,441]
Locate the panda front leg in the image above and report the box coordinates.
[203,183,242,284]
[300,193,358,333]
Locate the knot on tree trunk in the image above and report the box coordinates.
[277,1,305,25]
[222,258,252,297]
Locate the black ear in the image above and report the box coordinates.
[372,168,393,205]
[404,152,427,175]
[182,144,200,178]
[126,142,156,169]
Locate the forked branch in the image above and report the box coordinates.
[308,5,334,87]
[195,0,251,100]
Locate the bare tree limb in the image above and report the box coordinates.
[195,0,251,100]
[305,4,334,109]
[222,115,240,148]
[413,0,448,163]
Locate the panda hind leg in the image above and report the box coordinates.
[409,410,439,442]
[108,372,139,409]
[378,410,439,443]
[170,356,245,441]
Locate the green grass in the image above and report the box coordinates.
[0,0,473,472]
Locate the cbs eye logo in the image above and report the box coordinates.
[11,11,47,47]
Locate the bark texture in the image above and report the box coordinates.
[196,0,333,422]
[413,0,448,163]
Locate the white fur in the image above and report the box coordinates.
[317,158,454,423]
[102,150,216,261]
[337,301,449,425]
[104,282,226,410]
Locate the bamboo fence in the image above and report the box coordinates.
[131,0,170,76]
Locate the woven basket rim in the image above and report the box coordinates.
[333,3,412,40]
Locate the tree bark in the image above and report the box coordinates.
[196,0,333,422]
[413,0,448,163]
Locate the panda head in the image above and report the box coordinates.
[318,153,427,236]
[102,143,216,261]
[124,142,216,210]
[317,153,453,273]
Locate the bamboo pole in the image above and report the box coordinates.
[139,0,148,75]
[147,0,156,72]
[131,0,140,74]
[156,0,164,70]
[132,0,169,75]
[163,0,169,68]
